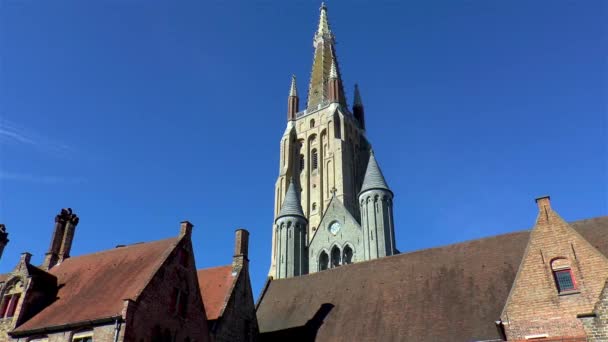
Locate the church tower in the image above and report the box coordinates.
[270,3,395,278]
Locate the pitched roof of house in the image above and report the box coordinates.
[197,265,236,321]
[256,216,608,342]
[13,237,178,333]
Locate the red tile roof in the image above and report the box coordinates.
[256,216,608,342]
[14,237,178,333]
[197,265,235,320]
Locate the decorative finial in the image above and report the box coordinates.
[329,59,338,79]
[289,75,297,97]
[330,187,337,197]
[317,1,331,36]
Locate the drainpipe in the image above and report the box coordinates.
[113,318,122,342]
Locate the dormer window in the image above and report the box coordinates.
[554,269,576,292]
[551,258,577,293]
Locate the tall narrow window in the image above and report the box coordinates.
[299,154,305,172]
[343,246,353,265]
[311,149,318,170]
[319,251,329,271]
[331,246,341,268]
[1,293,20,318]
[310,119,315,128]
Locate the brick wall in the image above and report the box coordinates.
[124,236,210,342]
[211,269,258,342]
[12,323,122,342]
[579,280,608,341]
[501,197,608,340]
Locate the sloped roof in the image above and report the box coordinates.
[197,265,236,321]
[14,237,178,333]
[277,181,305,220]
[256,216,608,342]
[360,152,389,194]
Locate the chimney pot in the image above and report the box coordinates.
[180,221,193,238]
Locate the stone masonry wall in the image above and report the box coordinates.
[580,280,608,341]
[211,269,258,342]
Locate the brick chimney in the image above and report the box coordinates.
[43,208,79,270]
[233,229,249,271]
[58,210,79,263]
[179,221,193,238]
[534,195,552,224]
[0,224,9,261]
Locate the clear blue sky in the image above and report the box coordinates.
[1,0,606,298]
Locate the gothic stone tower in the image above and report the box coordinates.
[270,3,397,278]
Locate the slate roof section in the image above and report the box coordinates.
[256,216,608,342]
[277,181,305,220]
[13,237,178,333]
[359,151,390,194]
[197,265,236,321]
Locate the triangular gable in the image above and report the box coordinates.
[500,197,608,340]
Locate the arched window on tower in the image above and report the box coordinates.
[310,119,315,128]
[299,154,305,172]
[319,251,329,271]
[311,149,318,171]
[343,245,353,265]
[331,246,341,268]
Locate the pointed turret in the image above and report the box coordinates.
[287,75,299,121]
[275,180,308,278]
[359,152,396,260]
[353,84,365,129]
[327,58,343,104]
[277,180,305,219]
[306,3,346,110]
[360,151,390,194]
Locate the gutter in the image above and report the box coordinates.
[10,315,123,337]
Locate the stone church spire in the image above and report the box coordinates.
[306,2,346,110]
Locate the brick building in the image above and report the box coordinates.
[0,208,210,342]
[197,230,258,342]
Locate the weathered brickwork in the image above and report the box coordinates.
[579,280,608,341]
[210,270,258,342]
[501,197,608,340]
[125,231,210,342]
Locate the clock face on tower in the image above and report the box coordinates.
[329,221,341,235]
